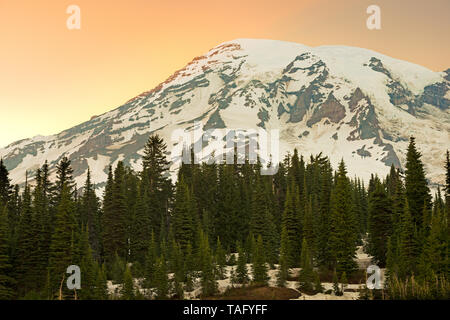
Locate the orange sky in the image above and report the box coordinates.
[0,0,449,148]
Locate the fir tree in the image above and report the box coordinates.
[172,177,196,252]
[328,160,358,275]
[215,237,227,280]
[102,163,128,263]
[367,177,392,267]
[47,183,77,298]
[251,235,269,285]
[154,255,169,300]
[280,186,300,267]
[298,238,315,294]
[404,137,432,228]
[121,265,136,300]
[0,204,14,299]
[235,244,249,285]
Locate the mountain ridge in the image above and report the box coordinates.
[1,39,449,192]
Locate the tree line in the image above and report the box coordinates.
[0,135,448,299]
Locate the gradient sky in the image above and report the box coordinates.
[0,0,449,148]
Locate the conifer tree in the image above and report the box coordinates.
[94,264,109,300]
[144,231,158,288]
[367,177,392,267]
[172,177,196,252]
[78,227,98,300]
[130,184,151,264]
[0,159,12,206]
[80,169,101,260]
[199,233,217,296]
[0,204,14,299]
[280,186,300,267]
[397,200,418,278]
[47,183,77,298]
[141,134,172,240]
[121,265,136,300]
[251,235,269,285]
[235,243,249,285]
[215,237,227,280]
[276,251,288,287]
[154,255,169,299]
[102,163,127,262]
[332,269,341,296]
[328,160,358,275]
[340,271,348,294]
[298,238,314,294]
[14,177,36,295]
[404,137,431,228]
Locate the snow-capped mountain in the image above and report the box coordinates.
[1,39,449,191]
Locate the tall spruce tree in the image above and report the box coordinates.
[251,235,269,285]
[404,137,431,228]
[367,177,392,267]
[0,204,14,299]
[328,160,358,275]
[47,183,77,298]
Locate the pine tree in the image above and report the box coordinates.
[298,238,314,294]
[141,134,172,240]
[314,271,324,293]
[102,163,128,263]
[280,186,300,267]
[172,177,196,252]
[367,177,392,267]
[328,160,358,275]
[235,243,249,285]
[332,269,341,296]
[14,177,36,295]
[251,235,269,285]
[78,227,98,300]
[0,159,12,206]
[154,255,169,299]
[94,264,109,300]
[397,200,418,279]
[0,204,14,299]
[120,265,136,300]
[47,183,77,298]
[199,233,217,296]
[404,137,432,228]
[276,251,288,287]
[215,237,227,280]
[80,169,101,260]
[144,231,158,288]
[249,176,277,263]
[340,271,348,294]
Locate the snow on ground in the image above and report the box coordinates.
[113,245,384,300]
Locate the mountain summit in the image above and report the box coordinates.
[1,39,449,190]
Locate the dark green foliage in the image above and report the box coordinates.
[298,238,314,294]
[367,177,392,267]
[0,204,14,299]
[154,255,169,299]
[405,137,432,228]
[251,235,269,285]
[328,160,358,275]
[3,134,447,300]
[120,265,136,300]
[102,163,128,263]
[234,244,249,285]
[47,183,77,299]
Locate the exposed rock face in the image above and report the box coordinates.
[1,39,448,191]
[307,93,346,127]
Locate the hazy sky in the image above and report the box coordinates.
[0,0,449,148]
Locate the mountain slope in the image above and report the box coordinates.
[1,39,449,191]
